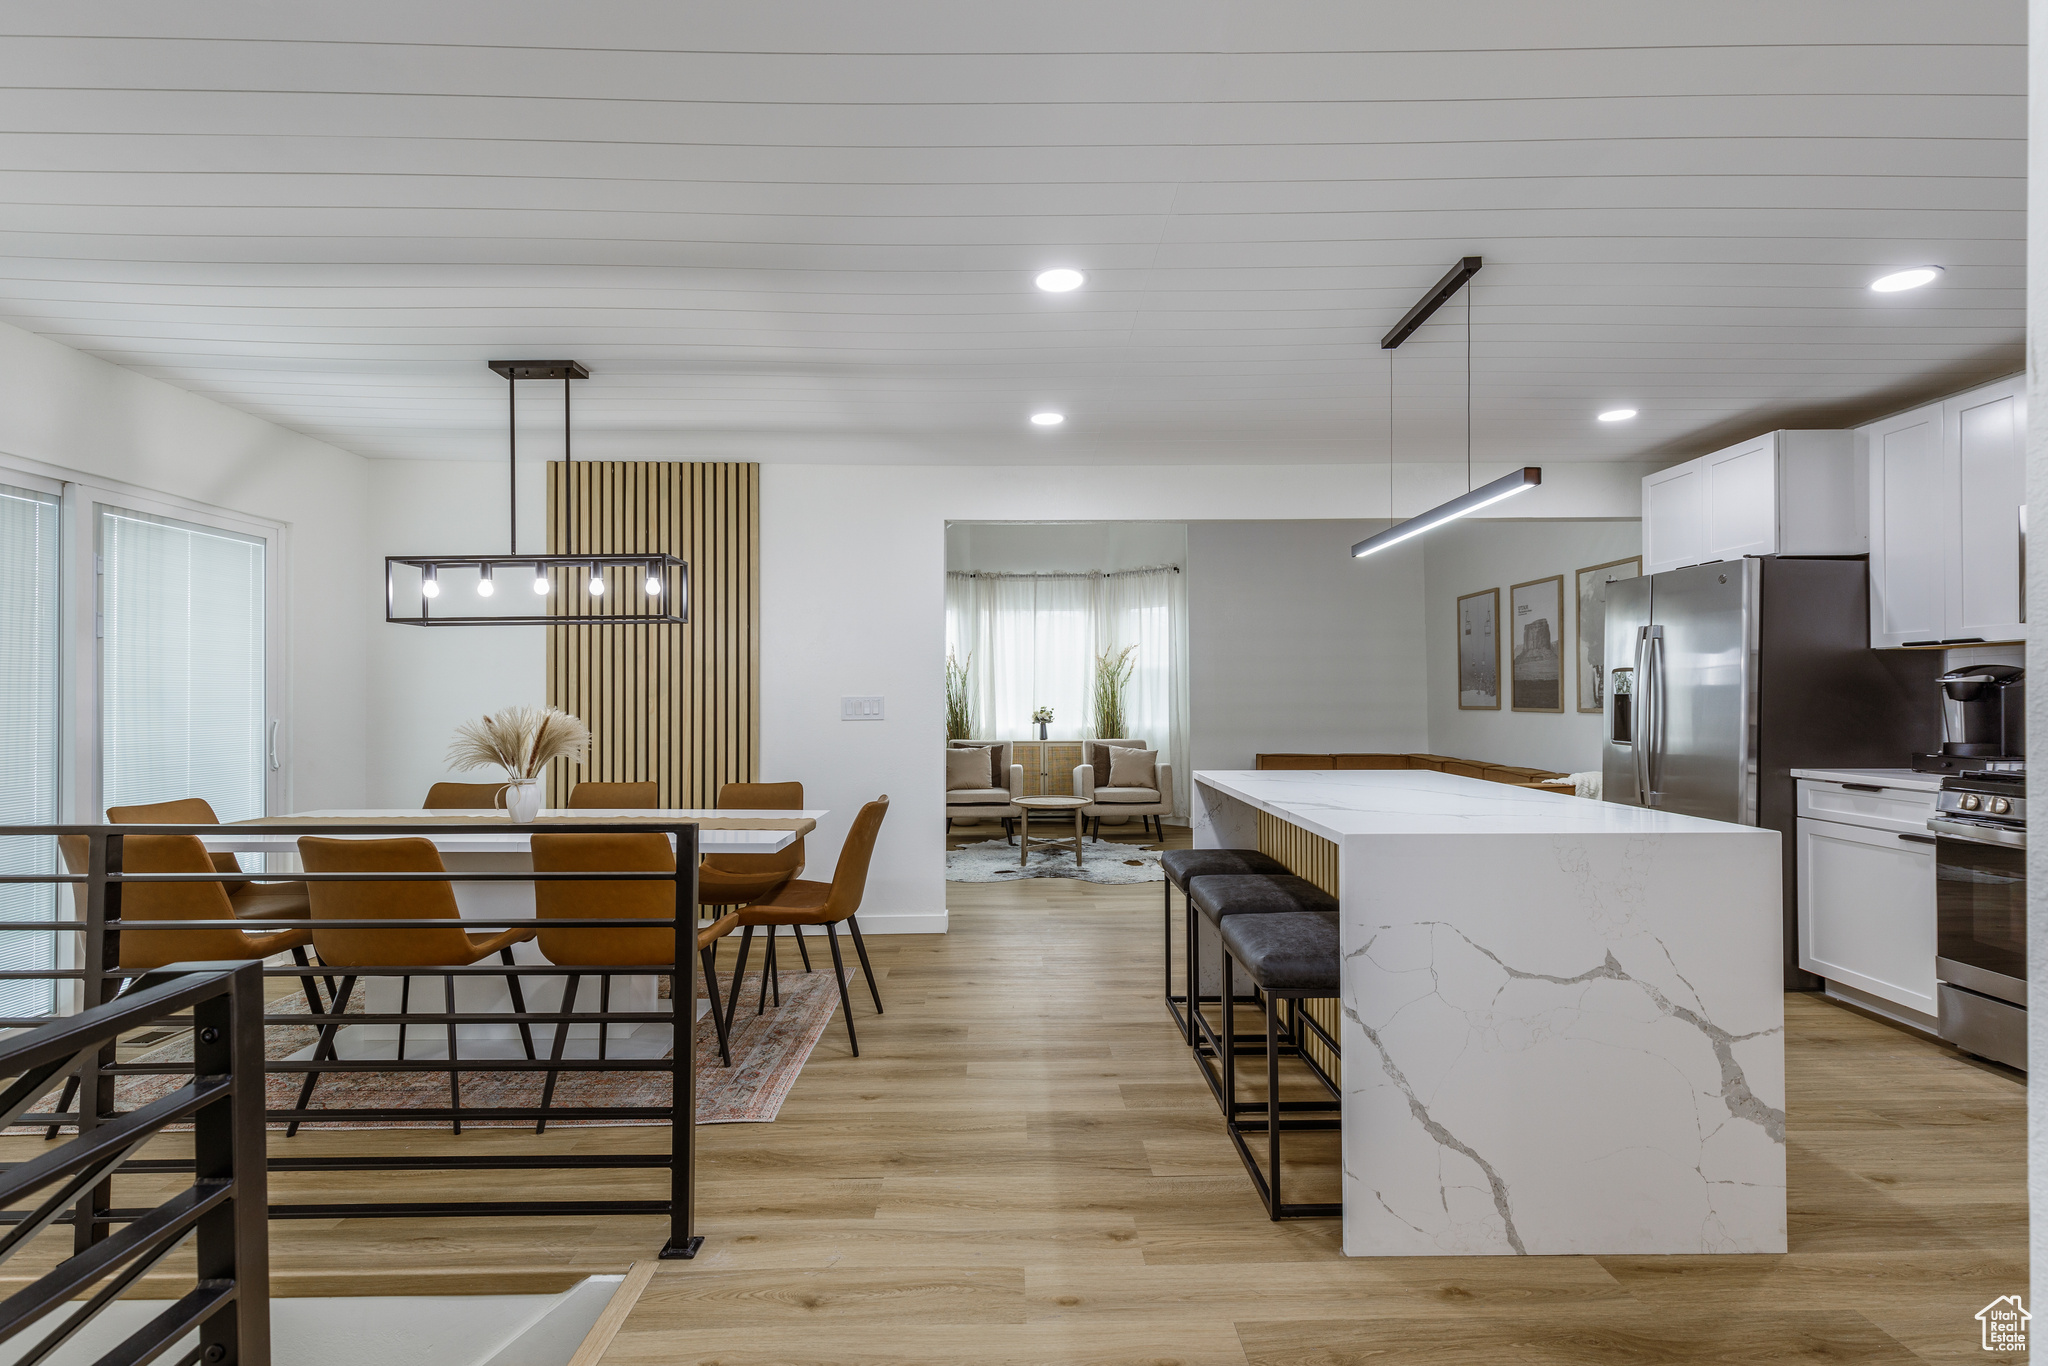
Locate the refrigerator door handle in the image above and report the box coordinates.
[1632,626,1651,804]
[1643,625,1665,805]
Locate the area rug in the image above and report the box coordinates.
[16,970,841,1133]
[946,836,1164,884]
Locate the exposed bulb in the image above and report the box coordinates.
[476,569,495,597]
[533,568,550,595]
[421,569,439,599]
[588,572,605,597]
[645,571,662,596]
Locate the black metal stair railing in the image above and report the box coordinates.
[0,960,269,1366]
[0,822,703,1261]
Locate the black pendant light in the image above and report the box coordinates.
[1351,257,1541,559]
[385,360,689,626]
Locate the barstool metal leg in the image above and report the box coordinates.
[1266,992,1282,1220]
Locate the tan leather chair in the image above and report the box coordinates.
[699,781,807,978]
[724,797,888,1056]
[293,836,539,1134]
[423,782,509,810]
[530,833,742,1126]
[567,782,660,809]
[107,797,311,922]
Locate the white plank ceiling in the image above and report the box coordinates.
[0,1,2023,465]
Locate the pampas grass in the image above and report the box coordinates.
[945,651,974,741]
[1093,645,1136,741]
[447,705,591,782]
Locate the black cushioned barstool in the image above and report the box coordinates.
[1157,849,1286,1044]
[1186,876,1338,1099]
[1220,910,1343,1220]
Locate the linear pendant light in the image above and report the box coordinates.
[385,360,689,626]
[1353,256,1541,559]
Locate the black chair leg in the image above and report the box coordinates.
[723,926,754,1037]
[824,922,859,1056]
[700,946,732,1067]
[794,928,813,972]
[846,917,883,1015]
[758,927,777,1015]
[598,974,611,1061]
[500,948,536,1060]
[445,974,462,1135]
[536,973,580,1135]
[290,946,325,1016]
[397,974,411,1061]
[1265,992,1282,1220]
[288,973,357,1138]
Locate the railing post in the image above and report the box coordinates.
[194,961,271,1365]
[73,831,118,1256]
[660,822,701,1259]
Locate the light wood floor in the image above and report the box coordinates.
[1,832,2027,1363]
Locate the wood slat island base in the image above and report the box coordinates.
[0,844,2021,1364]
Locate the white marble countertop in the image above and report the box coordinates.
[1193,768,1765,841]
[1788,767,1943,793]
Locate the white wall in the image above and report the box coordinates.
[761,460,1650,933]
[1422,518,1642,774]
[364,459,548,807]
[0,317,374,813]
[1187,521,1427,770]
[946,521,1188,573]
[2024,0,2045,1320]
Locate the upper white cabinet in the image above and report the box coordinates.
[1863,373,2026,648]
[1641,430,1862,576]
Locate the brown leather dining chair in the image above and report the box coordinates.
[107,797,311,922]
[423,782,510,810]
[698,781,808,990]
[529,833,741,1130]
[49,833,322,1138]
[293,836,539,1135]
[567,782,660,809]
[722,796,888,1056]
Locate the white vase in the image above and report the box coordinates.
[500,779,544,824]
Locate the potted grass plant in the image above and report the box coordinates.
[946,651,974,742]
[1093,644,1136,742]
[446,705,591,822]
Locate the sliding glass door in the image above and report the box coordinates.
[98,505,270,822]
[0,481,63,1017]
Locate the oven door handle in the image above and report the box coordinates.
[1927,817,2028,850]
[1897,832,1937,845]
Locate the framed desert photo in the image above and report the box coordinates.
[1509,575,1565,713]
[1575,556,1641,713]
[1455,588,1500,710]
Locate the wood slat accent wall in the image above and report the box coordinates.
[1256,811,1342,1082]
[544,461,760,809]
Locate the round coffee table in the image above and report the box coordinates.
[1014,796,1089,868]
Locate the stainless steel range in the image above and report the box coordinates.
[1931,767,2026,1070]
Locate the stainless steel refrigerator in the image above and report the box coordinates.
[1602,557,1940,988]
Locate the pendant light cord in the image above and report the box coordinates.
[507,371,517,555]
[564,373,573,557]
[1466,283,1473,494]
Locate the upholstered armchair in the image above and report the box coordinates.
[945,739,1024,832]
[1074,739,1173,841]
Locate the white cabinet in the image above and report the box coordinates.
[1641,430,1861,575]
[1797,816,1937,1016]
[1863,373,2027,648]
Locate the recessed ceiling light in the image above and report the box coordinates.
[1870,266,1942,293]
[1597,409,1637,423]
[1030,412,1065,427]
[1034,268,1085,293]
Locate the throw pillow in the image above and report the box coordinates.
[947,745,993,792]
[1106,746,1157,790]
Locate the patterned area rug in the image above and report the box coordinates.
[18,970,841,1132]
[946,836,1164,884]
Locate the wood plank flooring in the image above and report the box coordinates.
[0,828,2026,1363]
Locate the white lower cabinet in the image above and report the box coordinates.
[1796,814,1937,1016]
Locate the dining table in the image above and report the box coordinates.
[202,807,822,1062]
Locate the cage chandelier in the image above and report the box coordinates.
[385,360,689,626]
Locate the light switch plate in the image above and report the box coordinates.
[841,695,885,721]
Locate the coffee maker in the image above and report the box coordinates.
[1913,664,2024,774]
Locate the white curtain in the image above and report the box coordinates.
[0,483,60,1017]
[946,567,1189,815]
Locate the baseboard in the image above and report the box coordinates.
[787,911,949,936]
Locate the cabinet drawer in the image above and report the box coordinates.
[1795,779,1936,835]
[1796,816,1937,1015]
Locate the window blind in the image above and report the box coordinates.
[0,484,61,1018]
[100,507,267,823]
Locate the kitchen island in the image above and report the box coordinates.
[1193,768,1785,1257]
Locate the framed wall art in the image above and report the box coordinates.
[1456,587,1500,710]
[1509,574,1565,713]
[1575,556,1641,713]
